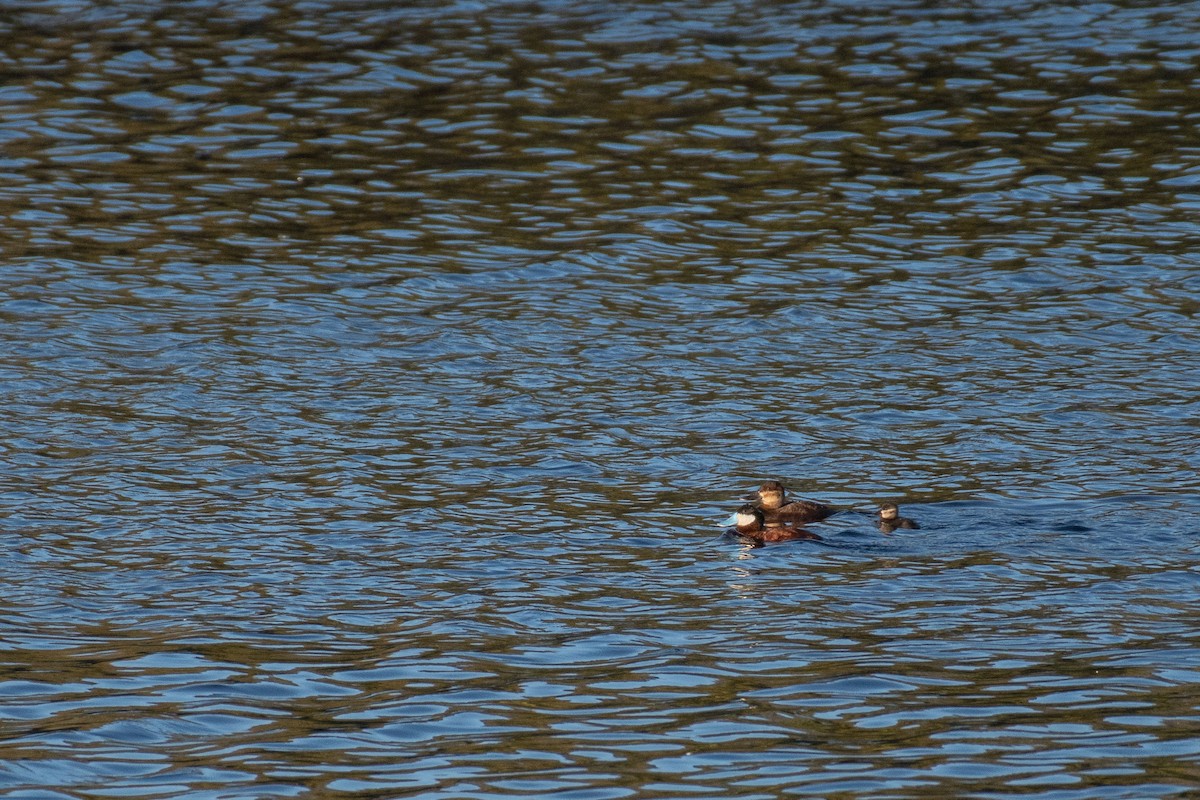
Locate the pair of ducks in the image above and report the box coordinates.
[728,480,919,543]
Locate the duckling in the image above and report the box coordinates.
[727,504,822,543]
[750,480,834,524]
[878,502,920,533]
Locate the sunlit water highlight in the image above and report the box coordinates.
[2,0,1199,797]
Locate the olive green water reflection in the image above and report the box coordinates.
[2,0,1199,797]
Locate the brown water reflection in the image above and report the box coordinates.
[2,0,1200,797]
[4,0,1200,265]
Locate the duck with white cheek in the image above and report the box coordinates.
[725,504,822,544]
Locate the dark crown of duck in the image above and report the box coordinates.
[756,481,787,508]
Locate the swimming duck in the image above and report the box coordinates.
[750,480,834,524]
[727,504,822,543]
[878,502,919,533]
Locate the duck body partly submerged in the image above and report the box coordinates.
[751,480,834,524]
[726,504,823,543]
[878,502,920,533]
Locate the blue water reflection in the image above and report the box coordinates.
[2,0,1200,797]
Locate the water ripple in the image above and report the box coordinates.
[3,0,1200,797]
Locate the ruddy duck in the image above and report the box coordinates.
[750,480,834,524]
[878,503,919,533]
[727,504,822,543]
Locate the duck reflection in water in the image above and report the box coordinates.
[726,504,822,544]
[878,502,920,533]
[749,480,834,524]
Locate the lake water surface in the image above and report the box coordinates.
[2,0,1200,797]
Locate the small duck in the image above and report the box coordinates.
[750,480,834,524]
[726,504,822,543]
[878,502,920,533]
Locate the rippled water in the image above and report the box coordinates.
[3,0,1200,797]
